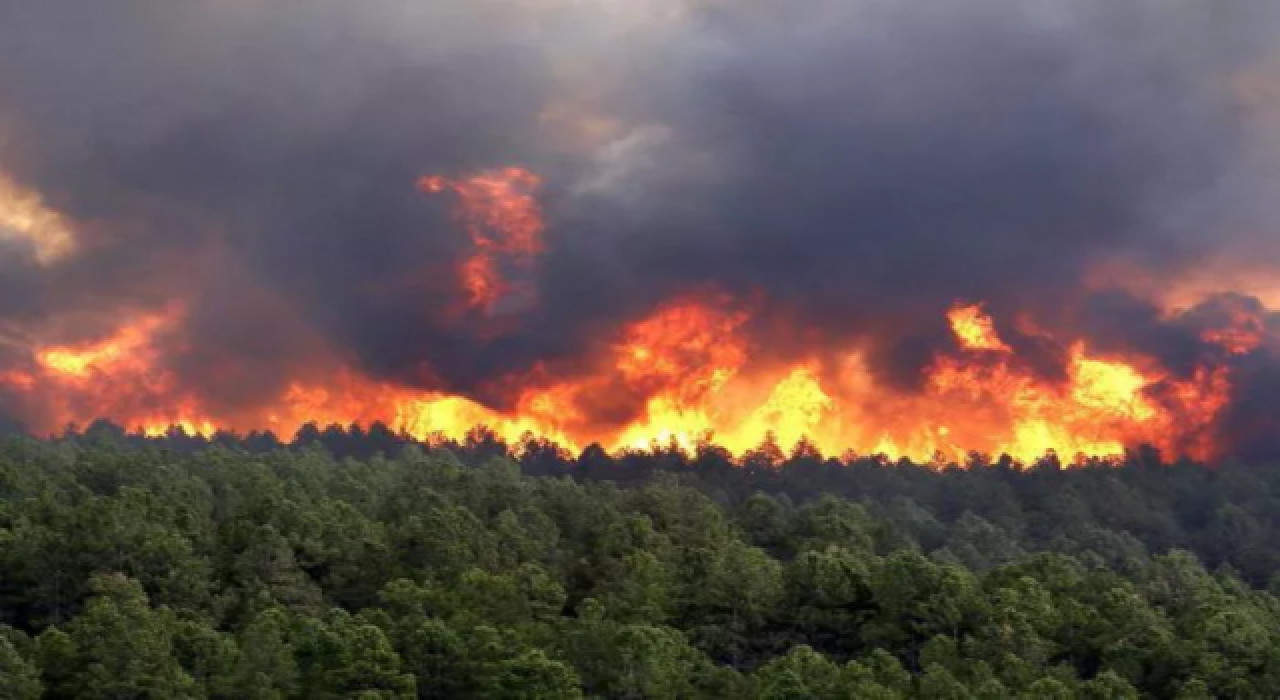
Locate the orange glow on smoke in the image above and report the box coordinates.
[0,168,1264,465]
[1200,296,1269,356]
[3,307,219,436]
[0,170,76,265]
[419,167,545,311]
[37,315,171,379]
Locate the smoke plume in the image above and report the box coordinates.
[2,0,1280,460]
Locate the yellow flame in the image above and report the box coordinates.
[948,303,1011,352]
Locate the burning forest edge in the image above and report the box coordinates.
[2,163,1280,465]
[21,417,1231,475]
[1,165,1278,466]
[4,1,1280,464]
[0,256,1275,466]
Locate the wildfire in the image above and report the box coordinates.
[1198,296,1269,356]
[37,314,173,379]
[615,299,749,399]
[0,295,1244,463]
[948,303,1011,353]
[0,168,1263,465]
[419,167,545,312]
[5,307,219,436]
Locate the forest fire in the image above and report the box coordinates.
[0,161,1270,464]
[3,0,1280,465]
[0,244,1254,464]
[418,168,546,313]
[10,6,1280,696]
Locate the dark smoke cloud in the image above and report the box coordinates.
[2,0,1280,450]
[1075,290,1212,379]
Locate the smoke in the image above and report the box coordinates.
[2,0,1280,454]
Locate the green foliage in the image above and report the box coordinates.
[471,648,583,699]
[41,573,197,698]
[0,432,1279,698]
[230,607,299,699]
[292,610,415,698]
[561,600,711,698]
[0,629,42,699]
[752,645,843,698]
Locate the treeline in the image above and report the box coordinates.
[92,420,1280,585]
[0,426,1276,697]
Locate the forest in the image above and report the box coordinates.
[0,422,1279,698]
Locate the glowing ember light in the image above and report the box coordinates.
[3,295,1241,464]
[419,167,545,311]
[141,419,217,437]
[736,367,835,449]
[0,370,35,392]
[16,308,222,434]
[1069,348,1157,421]
[614,299,748,398]
[1201,302,1268,356]
[0,169,1256,466]
[37,315,170,379]
[948,303,1012,353]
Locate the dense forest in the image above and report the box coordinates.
[1,423,1279,698]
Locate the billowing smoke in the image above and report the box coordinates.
[2,0,1280,459]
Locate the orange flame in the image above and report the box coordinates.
[0,168,1254,465]
[419,167,545,311]
[6,307,221,435]
[37,315,172,379]
[1201,298,1268,356]
[948,302,1012,353]
[2,298,1238,463]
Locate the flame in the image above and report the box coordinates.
[37,315,172,379]
[1,297,1239,463]
[949,303,1012,353]
[419,168,545,311]
[1199,296,1269,356]
[0,307,223,434]
[615,299,748,397]
[0,167,1257,465]
[0,171,76,265]
[0,370,35,392]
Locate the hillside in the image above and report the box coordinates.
[0,428,1277,697]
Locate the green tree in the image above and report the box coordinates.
[917,663,972,700]
[752,645,842,699]
[1080,670,1141,700]
[294,610,415,698]
[42,573,197,699]
[229,607,299,700]
[173,620,239,698]
[0,632,42,699]
[562,599,708,698]
[471,649,583,699]
[784,546,872,655]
